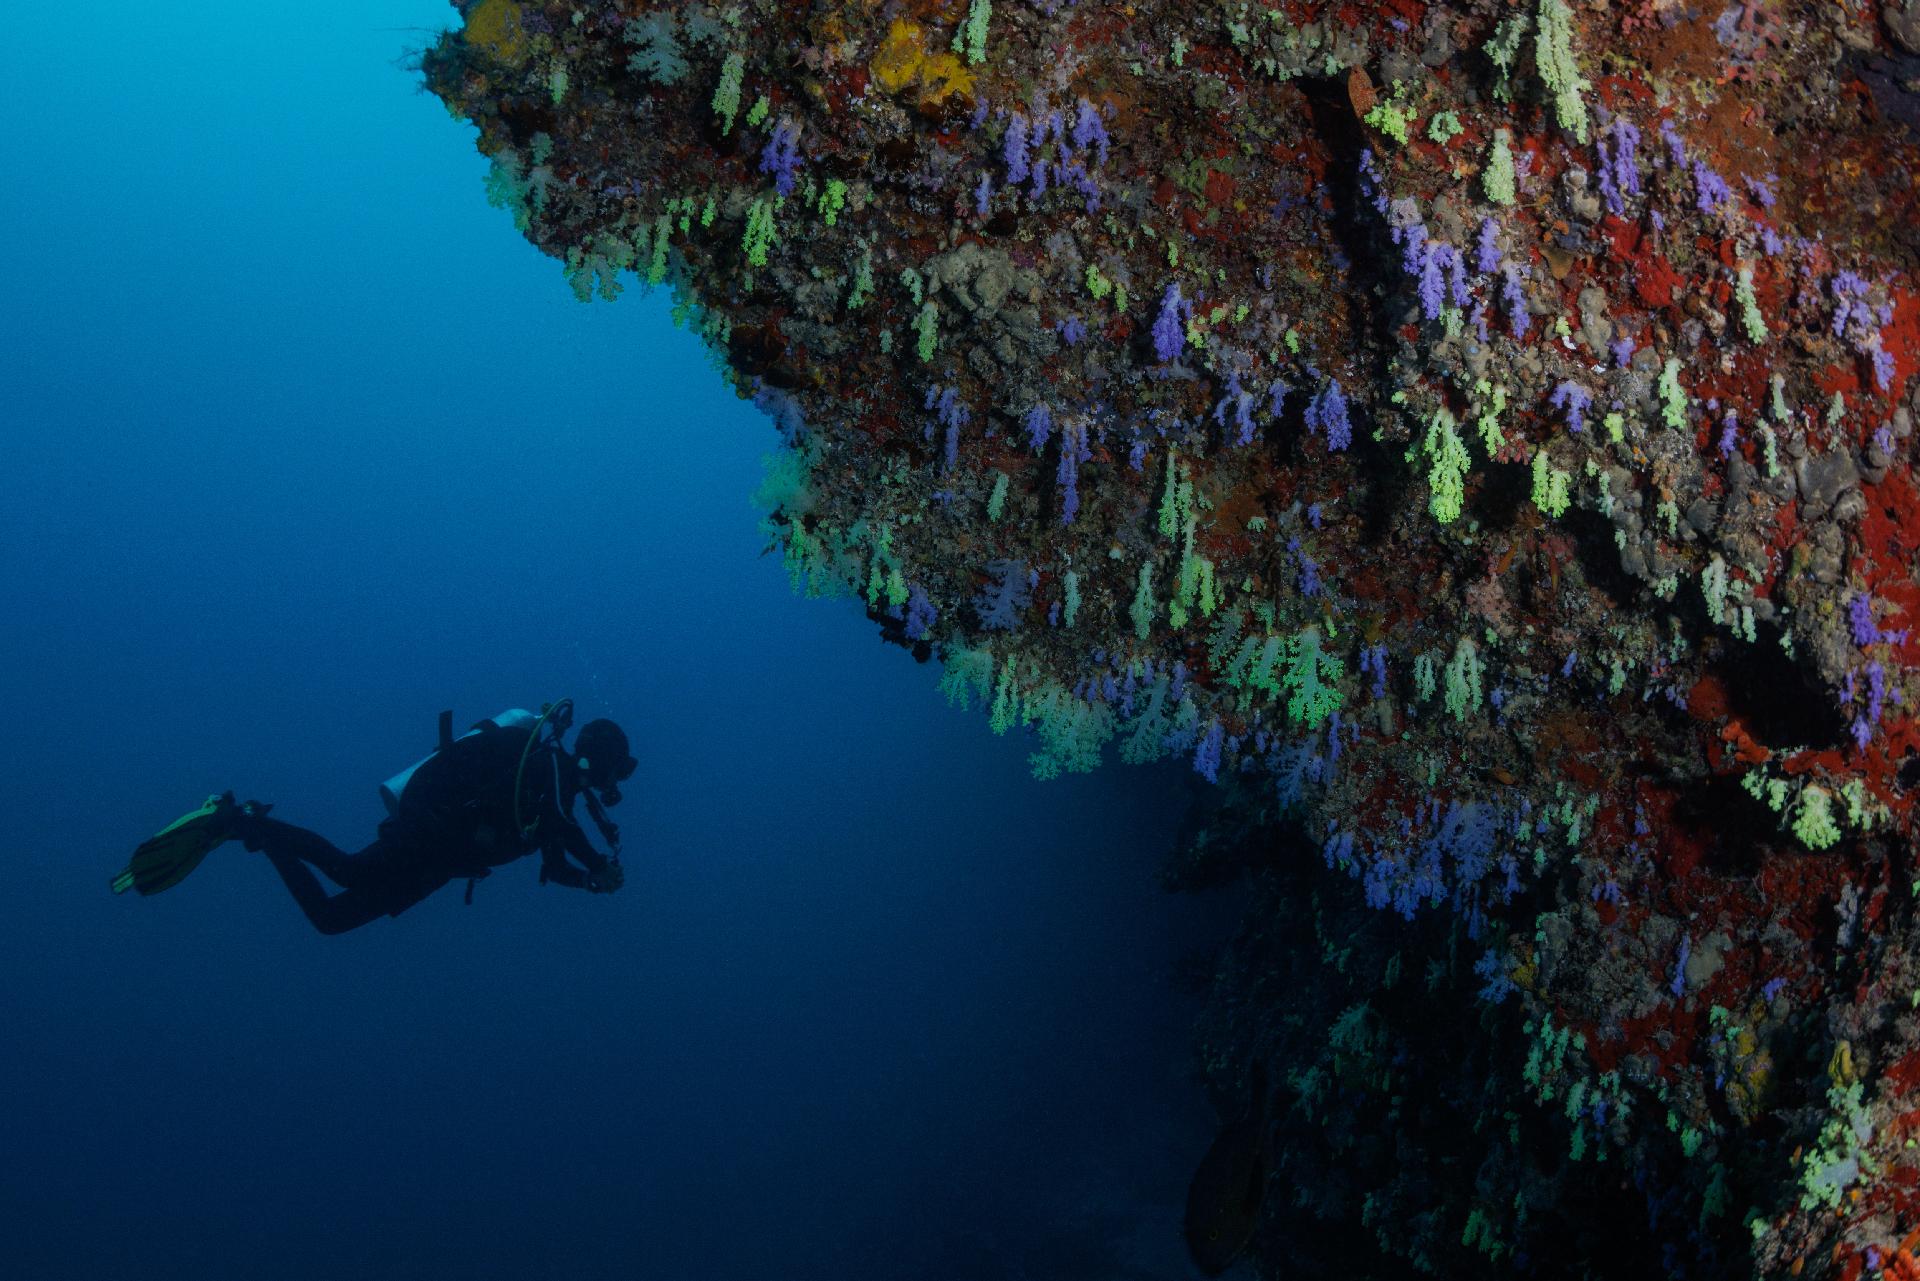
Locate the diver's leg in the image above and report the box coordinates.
[240,815,394,890]
[260,851,392,936]
[252,824,453,935]
[239,817,416,935]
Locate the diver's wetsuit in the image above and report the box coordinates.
[242,724,612,936]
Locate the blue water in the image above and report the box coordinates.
[0,7,1231,1277]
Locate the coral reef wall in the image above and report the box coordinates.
[422,1,1920,1275]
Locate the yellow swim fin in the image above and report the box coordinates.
[111,792,259,897]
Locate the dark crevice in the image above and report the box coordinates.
[1705,624,1850,749]
[1295,74,1415,551]
[1560,508,1640,610]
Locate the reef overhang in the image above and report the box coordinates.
[424,2,1920,1275]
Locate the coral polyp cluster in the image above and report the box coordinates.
[423,2,1920,1274]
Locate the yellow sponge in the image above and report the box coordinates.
[465,0,531,67]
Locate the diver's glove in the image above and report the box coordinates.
[587,860,625,894]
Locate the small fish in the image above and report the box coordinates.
[1184,1062,1272,1276]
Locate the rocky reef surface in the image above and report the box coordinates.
[422,2,1920,1274]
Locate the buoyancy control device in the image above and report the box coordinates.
[379,707,539,818]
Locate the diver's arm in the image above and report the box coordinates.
[530,760,605,890]
[540,839,591,889]
[539,813,618,891]
[565,820,625,892]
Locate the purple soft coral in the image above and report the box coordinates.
[1152,283,1189,363]
[759,120,803,196]
[1550,381,1591,434]
[1058,420,1091,523]
[1304,378,1352,452]
[1002,113,1029,185]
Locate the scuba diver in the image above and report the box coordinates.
[111,702,634,935]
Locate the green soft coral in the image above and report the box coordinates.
[1284,627,1345,729]
[1422,409,1471,524]
[1534,0,1591,143]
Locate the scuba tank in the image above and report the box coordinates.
[379,707,539,817]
